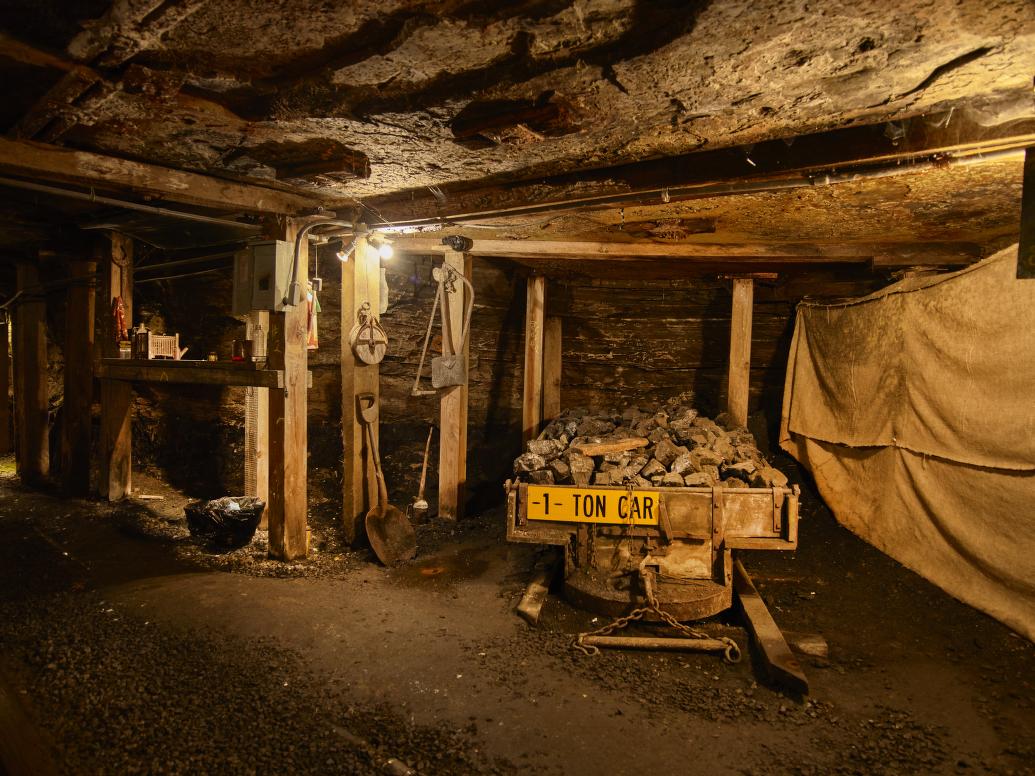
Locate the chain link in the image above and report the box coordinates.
[574,565,742,663]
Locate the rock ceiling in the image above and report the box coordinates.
[0,0,1032,253]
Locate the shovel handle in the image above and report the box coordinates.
[363,418,390,506]
[417,426,433,500]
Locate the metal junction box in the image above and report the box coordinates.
[233,240,294,314]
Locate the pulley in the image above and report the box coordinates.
[349,302,388,365]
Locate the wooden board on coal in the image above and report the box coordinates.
[1019,146,1035,279]
[733,559,808,695]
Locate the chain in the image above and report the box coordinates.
[574,563,742,664]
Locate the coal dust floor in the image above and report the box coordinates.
[1,457,1033,775]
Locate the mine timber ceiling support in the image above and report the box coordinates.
[13,255,48,484]
[342,236,380,545]
[0,315,9,455]
[61,257,96,495]
[1018,146,1035,279]
[371,112,1035,224]
[523,275,546,444]
[543,316,562,423]
[0,138,320,215]
[726,279,754,429]
[267,217,309,561]
[438,250,471,521]
[391,238,982,267]
[98,233,133,500]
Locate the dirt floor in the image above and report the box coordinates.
[1,452,1033,776]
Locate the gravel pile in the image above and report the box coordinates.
[513,392,789,490]
[0,591,515,776]
[467,625,950,775]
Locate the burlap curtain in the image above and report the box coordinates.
[780,246,1035,641]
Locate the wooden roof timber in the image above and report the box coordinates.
[393,237,983,266]
[0,137,322,215]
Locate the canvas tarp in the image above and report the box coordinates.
[780,245,1035,641]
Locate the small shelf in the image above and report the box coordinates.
[98,358,292,388]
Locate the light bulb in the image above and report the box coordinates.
[377,242,394,260]
[336,240,356,262]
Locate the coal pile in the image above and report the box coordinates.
[513,392,788,490]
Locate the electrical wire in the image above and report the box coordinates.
[135,267,228,284]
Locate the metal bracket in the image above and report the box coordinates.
[711,486,727,549]
[442,235,473,252]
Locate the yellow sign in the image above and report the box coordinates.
[526,486,660,525]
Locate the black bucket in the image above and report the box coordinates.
[185,497,265,549]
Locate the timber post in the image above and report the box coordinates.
[522,274,546,443]
[341,236,380,544]
[98,232,133,500]
[0,313,9,455]
[266,217,309,561]
[543,315,562,422]
[13,255,48,483]
[438,250,471,520]
[60,257,96,494]
[726,277,754,429]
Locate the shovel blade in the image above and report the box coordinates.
[366,505,417,566]
[431,356,467,388]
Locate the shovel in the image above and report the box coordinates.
[357,393,417,565]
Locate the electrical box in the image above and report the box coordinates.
[232,240,294,314]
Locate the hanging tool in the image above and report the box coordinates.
[411,263,475,396]
[349,232,389,364]
[357,393,417,565]
[410,426,434,521]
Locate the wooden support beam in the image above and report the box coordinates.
[1019,146,1035,279]
[341,237,380,544]
[98,233,133,500]
[726,278,753,429]
[267,219,309,561]
[245,311,270,528]
[0,316,9,455]
[522,275,546,443]
[438,251,471,520]
[96,359,301,388]
[394,237,981,266]
[733,559,808,694]
[0,137,317,215]
[60,258,96,494]
[13,258,48,483]
[543,315,562,422]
